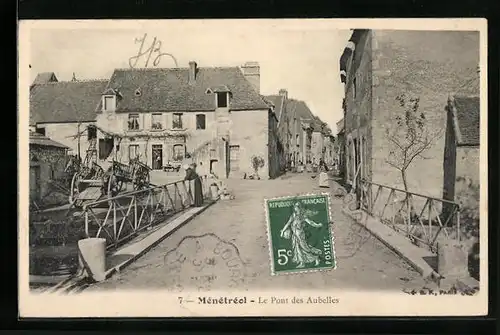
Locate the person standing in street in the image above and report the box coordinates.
[184,163,204,207]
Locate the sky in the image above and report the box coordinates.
[29,20,351,133]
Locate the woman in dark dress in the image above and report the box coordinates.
[184,163,204,207]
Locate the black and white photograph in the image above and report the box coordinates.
[19,19,488,317]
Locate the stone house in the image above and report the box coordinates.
[29,132,69,207]
[335,117,345,177]
[94,61,280,179]
[310,116,333,165]
[443,95,480,206]
[285,99,316,165]
[265,89,290,172]
[339,29,479,198]
[322,127,335,165]
[264,92,320,169]
[29,73,108,159]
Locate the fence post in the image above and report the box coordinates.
[134,196,138,230]
[84,209,89,238]
[406,195,411,237]
[428,199,433,244]
[113,201,117,245]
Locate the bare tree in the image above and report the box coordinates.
[385,93,443,194]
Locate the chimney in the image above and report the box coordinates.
[189,61,197,84]
[241,61,260,93]
[279,89,288,100]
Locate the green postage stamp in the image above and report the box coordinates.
[265,193,336,275]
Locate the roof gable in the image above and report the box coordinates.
[290,99,314,121]
[29,131,69,148]
[32,72,58,85]
[264,95,285,121]
[450,95,480,146]
[97,67,269,112]
[30,80,108,125]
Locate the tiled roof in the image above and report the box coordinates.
[452,95,480,146]
[264,95,285,120]
[32,72,58,85]
[97,67,269,112]
[312,115,326,131]
[29,132,69,149]
[289,99,315,121]
[30,79,109,125]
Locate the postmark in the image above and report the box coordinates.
[163,233,247,292]
[265,193,336,275]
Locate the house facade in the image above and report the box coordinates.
[339,29,479,198]
[443,95,480,208]
[29,132,69,207]
[335,117,345,177]
[93,61,279,179]
[265,89,290,172]
[322,128,335,166]
[29,73,108,158]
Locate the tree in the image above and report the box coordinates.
[251,155,265,180]
[385,93,443,194]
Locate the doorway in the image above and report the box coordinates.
[229,145,240,172]
[152,144,163,170]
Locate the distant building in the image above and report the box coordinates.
[339,29,479,197]
[29,132,69,207]
[265,89,290,172]
[322,127,335,166]
[336,117,345,177]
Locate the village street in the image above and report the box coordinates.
[84,172,427,293]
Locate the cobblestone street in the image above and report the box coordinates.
[85,172,427,293]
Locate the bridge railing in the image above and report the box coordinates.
[82,175,212,249]
[358,179,462,253]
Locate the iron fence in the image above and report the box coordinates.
[358,179,461,253]
[82,175,212,248]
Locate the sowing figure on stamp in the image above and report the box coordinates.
[280,201,323,268]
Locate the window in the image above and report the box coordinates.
[99,137,114,160]
[229,145,240,160]
[172,144,185,161]
[216,92,228,108]
[151,113,163,130]
[353,77,357,99]
[128,144,139,161]
[172,113,183,129]
[196,114,206,130]
[87,125,97,140]
[35,127,46,136]
[128,114,140,130]
[103,96,115,111]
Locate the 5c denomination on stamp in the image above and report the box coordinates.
[265,193,336,275]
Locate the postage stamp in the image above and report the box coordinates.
[265,193,335,274]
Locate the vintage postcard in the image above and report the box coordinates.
[19,19,488,317]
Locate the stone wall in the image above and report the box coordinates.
[230,109,272,179]
[344,30,373,184]
[370,30,479,198]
